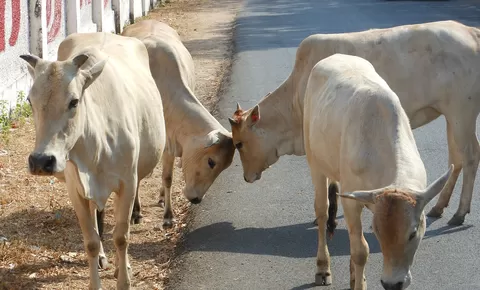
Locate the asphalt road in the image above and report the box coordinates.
[169,1,480,289]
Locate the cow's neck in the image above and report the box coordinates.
[163,88,226,157]
[258,78,305,157]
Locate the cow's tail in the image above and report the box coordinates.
[97,209,105,238]
[327,181,339,239]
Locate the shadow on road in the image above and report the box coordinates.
[182,215,475,259]
[182,221,381,258]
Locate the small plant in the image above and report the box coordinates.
[0,91,32,145]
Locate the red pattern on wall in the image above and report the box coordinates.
[46,0,62,44]
[0,0,21,53]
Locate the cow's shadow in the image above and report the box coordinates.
[177,221,379,258]
[172,215,473,259]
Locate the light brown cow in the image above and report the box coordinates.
[232,53,453,289]
[231,20,480,226]
[121,20,235,228]
[20,32,166,289]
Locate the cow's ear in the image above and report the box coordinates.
[75,54,108,90]
[204,130,231,148]
[247,105,260,127]
[20,54,42,78]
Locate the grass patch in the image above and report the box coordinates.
[0,91,32,145]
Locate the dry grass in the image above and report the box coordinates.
[0,0,240,289]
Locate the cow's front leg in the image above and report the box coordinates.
[159,152,175,228]
[309,164,332,286]
[113,180,136,290]
[68,184,102,290]
[342,197,368,290]
[131,187,142,224]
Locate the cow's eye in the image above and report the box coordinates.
[208,158,216,169]
[69,99,79,110]
[235,142,243,149]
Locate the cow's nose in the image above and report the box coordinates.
[189,197,202,204]
[28,153,56,175]
[381,280,403,290]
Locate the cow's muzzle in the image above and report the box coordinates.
[381,280,403,290]
[28,153,56,175]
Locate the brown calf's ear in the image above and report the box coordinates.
[228,117,238,127]
[247,105,260,127]
[20,54,42,78]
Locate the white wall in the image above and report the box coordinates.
[0,0,159,108]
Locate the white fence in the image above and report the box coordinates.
[0,0,159,107]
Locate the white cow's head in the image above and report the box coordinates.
[181,129,235,203]
[340,165,454,290]
[20,53,107,176]
[229,101,279,183]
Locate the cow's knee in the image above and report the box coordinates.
[86,239,100,258]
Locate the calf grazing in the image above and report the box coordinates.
[230,54,453,289]
[121,20,235,228]
[234,20,480,226]
[21,32,166,289]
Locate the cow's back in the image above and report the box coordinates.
[303,54,424,191]
[122,20,196,92]
[58,32,166,180]
[294,20,480,124]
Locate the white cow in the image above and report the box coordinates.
[231,53,453,289]
[21,32,166,289]
[232,20,480,226]
[121,20,235,228]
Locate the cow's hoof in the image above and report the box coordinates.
[158,199,165,207]
[98,255,110,270]
[315,272,332,286]
[447,214,465,226]
[426,207,443,218]
[162,219,174,229]
[313,219,318,226]
[114,268,119,279]
[350,277,366,290]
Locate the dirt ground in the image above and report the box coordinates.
[0,0,241,289]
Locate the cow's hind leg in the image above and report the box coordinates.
[113,180,136,290]
[342,198,368,290]
[93,208,109,270]
[159,152,175,229]
[427,119,463,218]
[309,163,332,286]
[68,184,102,289]
[131,188,143,224]
[446,113,480,226]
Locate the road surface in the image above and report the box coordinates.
[169,1,480,289]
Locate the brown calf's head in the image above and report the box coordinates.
[181,129,235,203]
[20,53,107,176]
[229,100,279,183]
[340,165,454,290]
